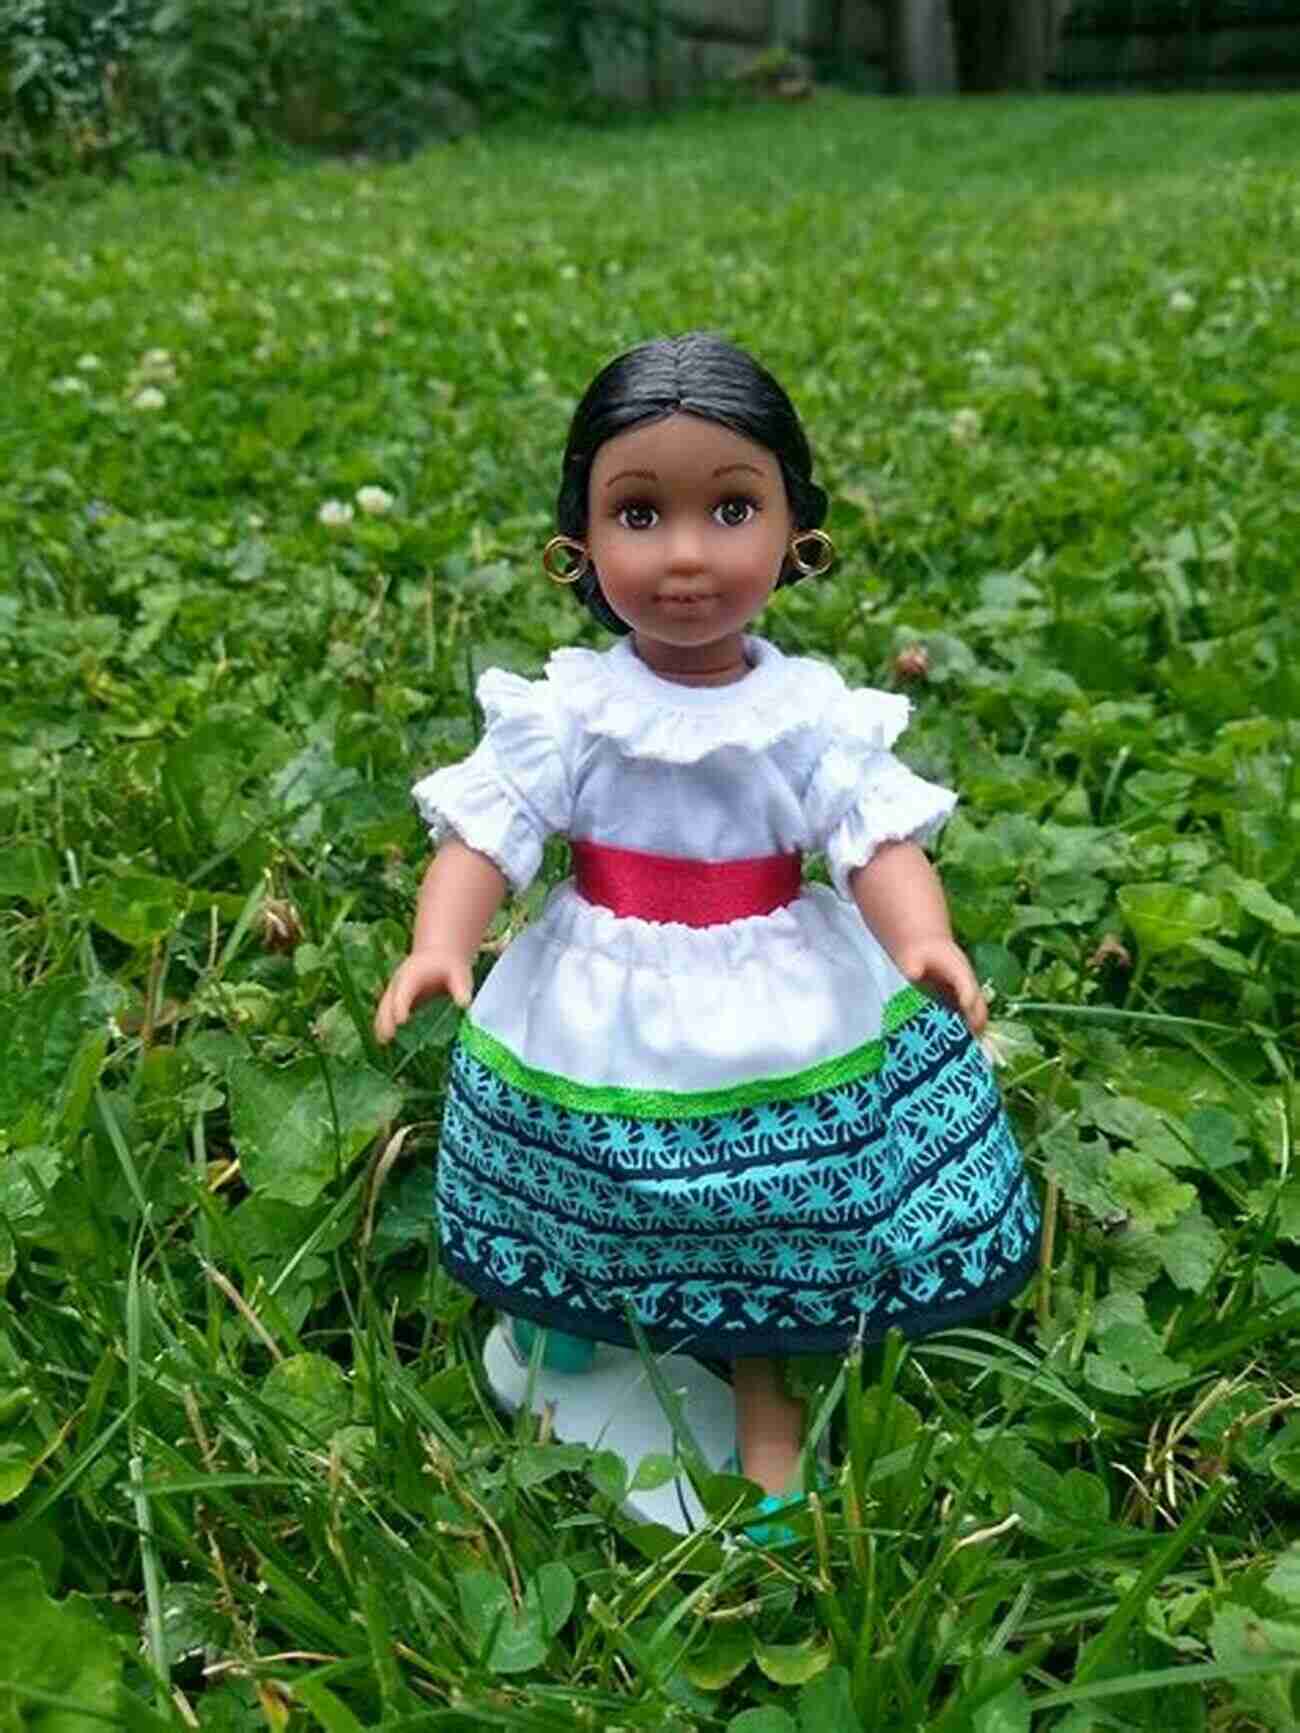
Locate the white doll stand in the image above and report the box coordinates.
[482,1321,737,1534]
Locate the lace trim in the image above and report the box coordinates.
[457,984,930,1119]
[410,759,544,892]
[543,640,855,764]
[824,777,959,898]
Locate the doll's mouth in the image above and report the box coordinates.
[657,591,716,607]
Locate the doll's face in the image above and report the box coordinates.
[585,413,793,659]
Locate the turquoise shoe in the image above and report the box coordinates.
[504,1314,597,1375]
[722,1449,829,1548]
[744,1491,807,1549]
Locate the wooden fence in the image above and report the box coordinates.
[585,0,1298,98]
[1057,0,1300,86]
[586,0,940,101]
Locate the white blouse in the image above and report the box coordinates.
[413,636,957,1095]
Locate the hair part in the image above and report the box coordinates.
[555,332,828,635]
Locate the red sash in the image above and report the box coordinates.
[571,839,802,928]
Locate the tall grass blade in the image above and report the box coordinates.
[1036,1652,1300,1710]
[622,1309,712,1492]
[930,1637,1053,1732]
[1073,1478,1230,1683]
[8,1405,135,1534]
[126,1219,169,1703]
[292,1677,367,1733]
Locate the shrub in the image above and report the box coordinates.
[0,0,608,189]
[0,0,146,181]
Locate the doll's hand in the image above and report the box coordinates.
[374,948,474,1044]
[893,937,988,1037]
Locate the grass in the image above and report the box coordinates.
[1,87,1299,1730]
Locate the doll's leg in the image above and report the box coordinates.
[733,1356,805,1496]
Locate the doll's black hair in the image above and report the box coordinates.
[555,331,829,635]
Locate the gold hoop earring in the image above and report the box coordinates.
[541,535,590,586]
[789,530,835,578]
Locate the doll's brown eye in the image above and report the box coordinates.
[618,502,658,530]
[714,497,756,527]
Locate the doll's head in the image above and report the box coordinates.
[555,332,829,635]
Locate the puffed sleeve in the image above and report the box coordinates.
[804,689,958,898]
[411,670,571,893]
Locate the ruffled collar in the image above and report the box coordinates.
[543,634,853,764]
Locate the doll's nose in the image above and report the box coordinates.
[664,525,706,572]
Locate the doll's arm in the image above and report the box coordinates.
[374,838,508,1042]
[849,840,987,1035]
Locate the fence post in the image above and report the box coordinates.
[644,0,665,105]
[833,0,858,76]
[895,0,957,92]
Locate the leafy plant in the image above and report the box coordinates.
[0,0,609,187]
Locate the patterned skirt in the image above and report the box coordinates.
[435,987,1041,1359]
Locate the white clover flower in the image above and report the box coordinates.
[318,499,354,528]
[131,386,166,411]
[949,407,982,447]
[76,353,102,372]
[140,347,174,374]
[978,1028,1011,1069]
[355,485,395,517]
[52,375,88,396]
[1168,289,1196,314]
[966,347,993,368]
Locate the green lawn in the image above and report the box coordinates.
[1,89,1299,1730]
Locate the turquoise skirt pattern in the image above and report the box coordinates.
[435,987,1040,1358]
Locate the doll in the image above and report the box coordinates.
[375,332,1041,1506]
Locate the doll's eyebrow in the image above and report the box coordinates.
[603,461,763,488]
